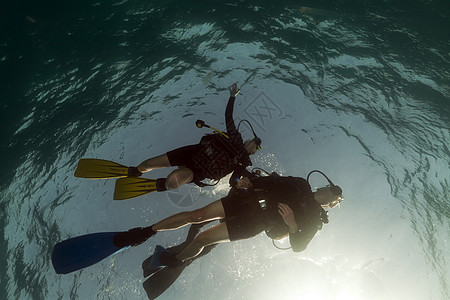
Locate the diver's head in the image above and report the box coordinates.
[313,185,343,208]
[244,137,262,155]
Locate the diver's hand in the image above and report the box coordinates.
[278,203,298,233]
[229,83,240,97]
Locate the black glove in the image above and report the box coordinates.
[127,166,142,177]
[113,226,156,247]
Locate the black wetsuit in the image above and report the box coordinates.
[166,96,251,186]
[221,174,328,252]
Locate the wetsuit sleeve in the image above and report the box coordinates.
[289,225,319,252]
[224,95,252,167]
[225,96,239,138]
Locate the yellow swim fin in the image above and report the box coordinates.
[114,177,157,200]
[74,159,129,179]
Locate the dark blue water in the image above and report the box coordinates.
[1,0,449,299]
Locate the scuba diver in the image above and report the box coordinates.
[127,83,261,191]
[73,83,262,199]
[113,170,343,268]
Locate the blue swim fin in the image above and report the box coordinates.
[51,232,128,274]
[52,226,155,274]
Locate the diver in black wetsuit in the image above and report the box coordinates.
[127,83,261,191]
[137,171,339,299]
[135,170,343,267]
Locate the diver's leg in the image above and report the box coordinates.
[152,200,225,231]
[175,222,230,261]
[164,167,195,189]
[137,154,171,173]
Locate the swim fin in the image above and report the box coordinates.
[113,177,158,200]
[52,226,155,274]
[143,262,189,300]
[141,223,219,299]
[142,255,164,278]
[148,245,167,270]
[74,159,129,179]
[51,232,128,274]
[142,222,205,277]
[142,243,216,299]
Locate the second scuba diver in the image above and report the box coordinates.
[113,170,343,268]
[127,83,262,191]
